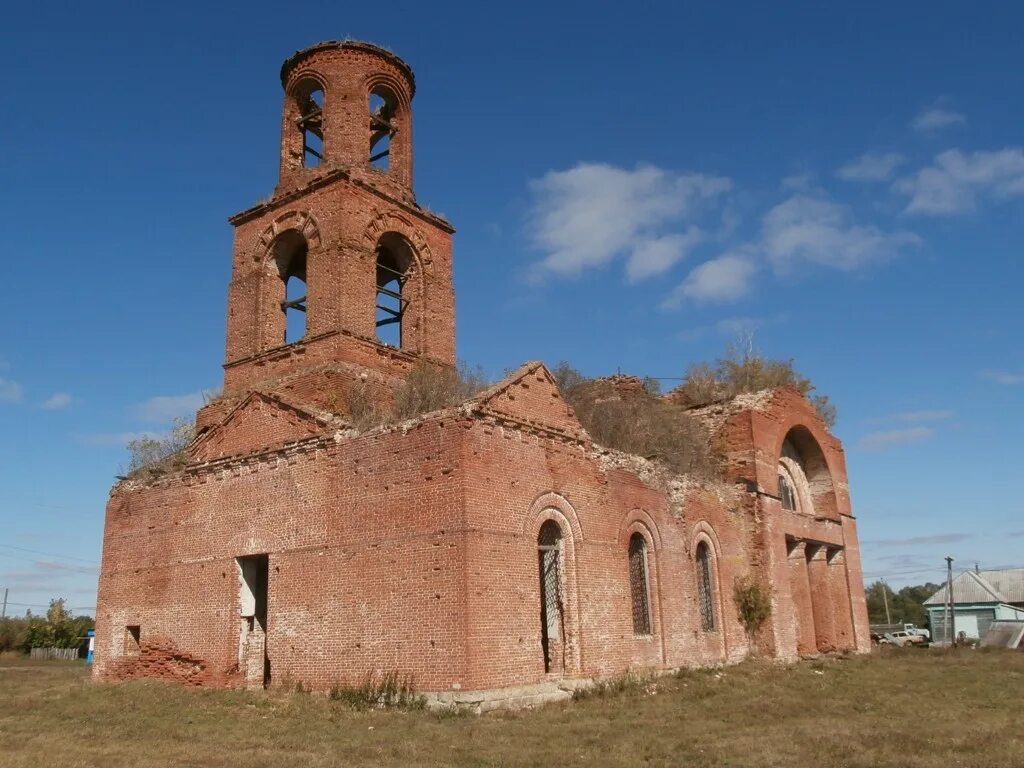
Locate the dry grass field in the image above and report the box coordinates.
[0,649,1021,767]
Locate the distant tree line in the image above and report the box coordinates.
[865,581,941,627]
[0,598,94,654]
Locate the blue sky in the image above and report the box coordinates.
[1,1,1021,615]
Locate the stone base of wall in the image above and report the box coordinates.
[425,679,581,713]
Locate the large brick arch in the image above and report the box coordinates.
[772,424,839,519]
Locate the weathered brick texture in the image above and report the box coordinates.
[94,41,869,700]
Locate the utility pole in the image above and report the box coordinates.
[881,579,892,625]
[945,556,956,647]
[1,587,7,620]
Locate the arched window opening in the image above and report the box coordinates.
[537,520,564,674]
[295,83,324,168]
[628,533,652,636]
[271,231,308,345]
[778,470,798,512]
[368,88,396,170]
[375,233,413,347]
[696,541,716,632]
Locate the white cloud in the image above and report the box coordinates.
[663,254,757,307]
[859,426,935,450]
[42,392,72,410]
[912,106,966,132]
[781,173,815,191]
[897,148,1024,215]
[762,194,921,272]
[889,409,953,423]
[527,163,731,279]
[625,229,703,282]
[0,377,24,403]
[837,152,906,182]
[981,370,1024,385]
[132,392,206,422]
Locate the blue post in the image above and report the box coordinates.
[86,629,95,664]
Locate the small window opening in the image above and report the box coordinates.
[296,86,324,168]
[628,533,652,636]
[272,231,309,345]
[538,520,564,674]
[124,625,141,657]
[696,542,716,632]
[375,233,413,346]
[779,472,797,511]
[369,88,396,170]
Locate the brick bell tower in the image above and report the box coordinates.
[219,41,455,396]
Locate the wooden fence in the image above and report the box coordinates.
[30,646,80,661]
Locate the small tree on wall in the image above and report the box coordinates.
[734,575,772,653]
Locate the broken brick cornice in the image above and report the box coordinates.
[279,40,416,96]
[228,165,453,232]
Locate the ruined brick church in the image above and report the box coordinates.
[94,41,870,707]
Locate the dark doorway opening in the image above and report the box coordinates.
[237,554,270,687]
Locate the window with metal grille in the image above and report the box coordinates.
[537,521,563,673]
[628,533,652,636]
[778,471,797,511]
[696,541,716,632]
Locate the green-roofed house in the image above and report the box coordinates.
[924,569,1024,644]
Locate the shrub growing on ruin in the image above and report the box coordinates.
[733,575,773,651]
[393,360,488,421]
[552,362,715,477]
[126,417,195,476]
[676,344,837,427]
[344,361,489,430]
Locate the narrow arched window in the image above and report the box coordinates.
[369,87,396,170]
[295,82,324,168]
[537,520,564,673]
[628,533,652,636]
[696,541,716,632]
[375,233,413,347]
[778,471,797,511]
[270,231,308,345]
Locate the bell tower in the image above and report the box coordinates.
[220,41,455,393]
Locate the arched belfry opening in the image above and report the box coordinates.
[369,87,397,170]
[294,80,324,168]
[270,230,308,345]
[374,232,414,347]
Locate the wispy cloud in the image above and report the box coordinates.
[1008,531,1024,539]
[887,409,954,423]
[763,194,921,272]
[677,315,773,343]
[837,152,906,182]
[77,431,162,446]
[912,105,966,133]
[526,163,731,280]
[663,253,757,307]
[132,392,206,422]
[981,370,1024,385]
[896,148,1024,215]
[0,377,24,403]
[867,533,974,547]
[42,392,73,410]
[859,426,936,450]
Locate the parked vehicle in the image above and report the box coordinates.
[885,630,928,647]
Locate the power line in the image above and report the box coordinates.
[0,544,98,565]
